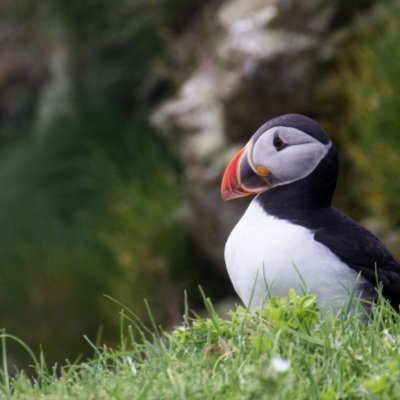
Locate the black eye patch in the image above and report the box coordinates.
[273,131,288,151]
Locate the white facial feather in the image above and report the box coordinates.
[250,126,331,185]
[225,200,371,312]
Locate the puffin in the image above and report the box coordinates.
[221,114,400,312]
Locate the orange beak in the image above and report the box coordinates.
[221,146,272,201]
[221,147,251,201]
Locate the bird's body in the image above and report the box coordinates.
[225,199,373,311]
[221,114,400,312]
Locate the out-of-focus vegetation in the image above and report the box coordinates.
[0,0,210,365]
[343,2,400,225]
[0,115,184,364]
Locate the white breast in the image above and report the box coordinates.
[225,199,365,312]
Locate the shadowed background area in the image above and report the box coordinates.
[0,0,399,367]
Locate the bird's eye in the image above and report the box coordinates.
[273,132,286,151]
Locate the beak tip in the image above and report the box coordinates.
[221,188,252,201]
[221,147,247,202]
[221,190,232,201]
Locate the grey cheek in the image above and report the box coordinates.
[266,144,328,183]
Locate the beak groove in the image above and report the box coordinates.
[221,147,251,201]
[221,145,272,201]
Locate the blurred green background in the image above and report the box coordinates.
[0,0,399,367]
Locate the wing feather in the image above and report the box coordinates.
[314,209,400,308]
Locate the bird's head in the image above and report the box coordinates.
[221,114,334,201]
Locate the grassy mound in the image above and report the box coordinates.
[1,292,400,399]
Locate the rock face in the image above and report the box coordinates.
[152,0,373,271]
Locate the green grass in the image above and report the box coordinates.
[1,291,400,399]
